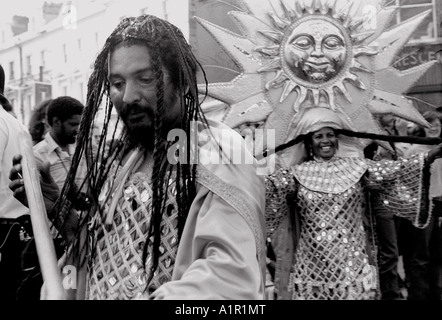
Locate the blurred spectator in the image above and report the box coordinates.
[365,113,407,299]
[33,96,86,196]
[402,110,442,300]
[435,107,442,139]
[28,99,52,145]
[0,64,34,300]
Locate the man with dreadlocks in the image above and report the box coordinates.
[9,15,266,300]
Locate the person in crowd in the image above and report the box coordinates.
[401,110,442,300]
[33,96,85,193]
[265,107,442,300]
[19,96,86,299]
[10,15,266,300]
[364,113,408,300]
[28,99,52,145]
[435,106,442,139]
[0,64,34,300]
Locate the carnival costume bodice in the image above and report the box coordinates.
[266,154,430,300]
[86,160,179,300]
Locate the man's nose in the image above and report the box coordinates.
[122,82,142,104]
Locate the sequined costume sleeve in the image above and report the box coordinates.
[264,168,297,239]
[364,152,431,228]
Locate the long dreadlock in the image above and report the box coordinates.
[50,16,209,286]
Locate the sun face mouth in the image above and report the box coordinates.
[305,60,330,69]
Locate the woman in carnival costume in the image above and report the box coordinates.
[195,0,441,299]
[265,106,442,299]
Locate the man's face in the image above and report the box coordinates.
[424,119,441,138]
[284,19,346,83]
[60,114,81,144]
[108,44,181,149]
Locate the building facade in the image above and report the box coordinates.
[0,0,189,126]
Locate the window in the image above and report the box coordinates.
[40,50,46,68]
[9,61,14,80]
[26,55,32,75]
[63,43,68,63]
[78,82,84,101]
[27,94,32,109]
[95,32,99,50]
[386,0,437,42]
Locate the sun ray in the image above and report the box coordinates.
[375,9,432,70]
[196,0,432,159]
[375,61,437,95]
[280,80,297,103]
[194,17,260,73]
[364,6,398,45]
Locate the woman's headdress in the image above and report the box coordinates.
[278,106,363,164]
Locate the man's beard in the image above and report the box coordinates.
[60,127,77,145]
[120,103,156,150]
[125,122,155,150]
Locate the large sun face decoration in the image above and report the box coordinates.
[283,18,347,84]
[196,0,437,166]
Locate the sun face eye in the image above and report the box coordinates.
[323,36,343,50]
[293,35,313,50]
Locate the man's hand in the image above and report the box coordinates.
[428,143,442,164]
[9,154,28,207]
[9,154,60,211]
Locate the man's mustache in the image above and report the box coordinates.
[120,103,155,119]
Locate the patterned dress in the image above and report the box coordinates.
[86,161,179,300]
[266,154,430,300]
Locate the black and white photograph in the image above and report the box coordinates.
[0,0,440,313]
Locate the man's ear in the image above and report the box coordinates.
[52,117,61,128]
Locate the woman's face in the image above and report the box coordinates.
[311,127,338,160]
[424,118,441,138]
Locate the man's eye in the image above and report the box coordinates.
[111,81,124,89]
[140,78,155,85]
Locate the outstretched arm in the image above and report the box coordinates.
[427,143,442,164]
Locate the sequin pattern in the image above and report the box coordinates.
[86,163,179,300]
[290,158,375,300]
[265,155,428,300]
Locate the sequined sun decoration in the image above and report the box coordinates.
[196,0,437,155]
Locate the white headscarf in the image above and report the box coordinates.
[277,107,364,168]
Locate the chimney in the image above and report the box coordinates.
[11,15,29,36]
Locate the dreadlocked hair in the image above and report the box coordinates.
[49,15,209,280]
